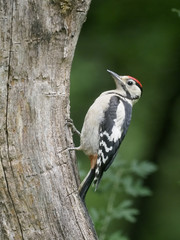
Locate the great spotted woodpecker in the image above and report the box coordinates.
[70,70,142,201]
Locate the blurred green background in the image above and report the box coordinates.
[70,0,180,239]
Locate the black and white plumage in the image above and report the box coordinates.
[70,70,143,201]
[94,96,132,189]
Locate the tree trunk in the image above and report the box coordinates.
[0,0,97,239]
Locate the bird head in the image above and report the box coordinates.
[107,69,143,101]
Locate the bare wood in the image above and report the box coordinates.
[0,0,97,239]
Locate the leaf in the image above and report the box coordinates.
[89,159,157,237]
[121,176,152,197]
[111,200,139,223]
[130,160,157,178]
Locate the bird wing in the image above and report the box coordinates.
[94,95,132,189]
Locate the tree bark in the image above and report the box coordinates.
[0,0,97,239]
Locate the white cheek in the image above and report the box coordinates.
[128,85,141,97]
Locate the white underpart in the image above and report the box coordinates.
[80,93,113,155]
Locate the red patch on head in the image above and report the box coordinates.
[128,76,142,88]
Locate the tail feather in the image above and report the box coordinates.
[93,158,104,191]
[93,170,103,191]
[79,168,95,201]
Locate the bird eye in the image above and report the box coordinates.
[127,80,134,86]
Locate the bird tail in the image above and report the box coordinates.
[93,170,103,191]
[79,168,95,201]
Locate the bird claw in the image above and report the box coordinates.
[65,118,81,136]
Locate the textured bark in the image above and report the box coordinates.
[0,0,97,239]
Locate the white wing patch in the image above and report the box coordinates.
[111,101,126,141]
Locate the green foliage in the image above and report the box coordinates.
[83,159,157,240]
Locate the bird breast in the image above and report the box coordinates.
[80,94,113,156]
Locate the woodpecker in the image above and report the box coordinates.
[70,70,142,201]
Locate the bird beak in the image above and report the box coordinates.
[107,69,125,87]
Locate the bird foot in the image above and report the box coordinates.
[68,146,82,151]
[66,118,81,136]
